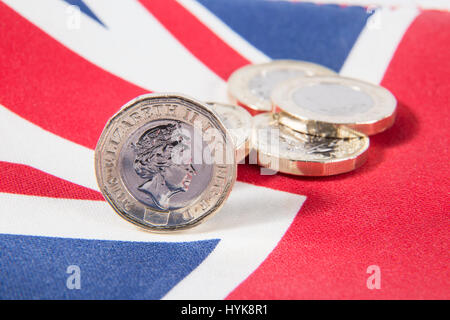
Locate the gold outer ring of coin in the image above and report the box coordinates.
[94,93,237,232]
[206,102,252,163]
[272,76,397,136]
[277,111,367,139]
[227,60,337,114]
[252,113,370,176]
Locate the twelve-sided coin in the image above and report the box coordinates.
[228,60,337,113]
[95,93,236,232]
[207,102,252,163]
[252,113,369,176]
[272,76,397,136]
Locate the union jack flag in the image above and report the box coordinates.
[0,0,448,299]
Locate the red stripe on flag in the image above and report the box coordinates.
[0,3,147,150]
[230,10,450,299]
[1,2,448,299]
[0,161,103,201]
[138,0,251,80]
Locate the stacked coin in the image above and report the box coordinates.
[228,60,397,176]
[206,102,252,164]
[95,61,396,231]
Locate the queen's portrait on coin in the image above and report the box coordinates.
[95,94,236,231]
[132,121,196,211]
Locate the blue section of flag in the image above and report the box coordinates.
[0,234,219,299]
[198,0,372,72]
[61,0,106,27]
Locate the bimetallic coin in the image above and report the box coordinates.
[95,93,237,232]
[252,113,369,176]
[272,76,397,136]
[277,111,359,139]
[228,60,337,114]
[207,102,252,163]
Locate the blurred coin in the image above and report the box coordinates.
[272,76,397,136]
[228,60,337,114]
[252,113,369,176]
[207,102,252,163]
[95,93,236,232]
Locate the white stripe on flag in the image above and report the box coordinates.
[339,6,419,84]
[0,181,305,299]
[0,103,306,299]
[3,0,227,101]
[0,104,97,191]
[1,0,310,300]
[177,0,271,64]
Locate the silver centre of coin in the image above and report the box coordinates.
[272,76,397,125]
[95,93,236,232]
[228,60,337,112]
[118,120,213,211]
[248,69,307,101]
[292,83,374,116]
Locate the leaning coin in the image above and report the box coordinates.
[228,60,336,114]
[207,102,252,163]
[272,76,397,136]
[95,93,237,232]
[252,113,369,176]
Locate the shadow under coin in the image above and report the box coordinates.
[277,101,418,180]
[370,101,419,148]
